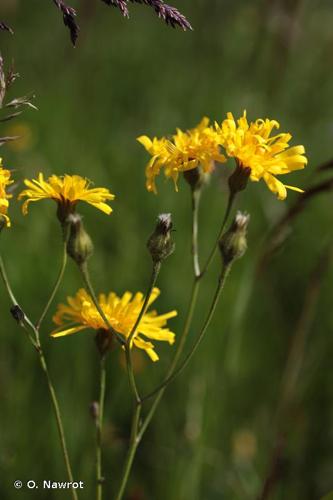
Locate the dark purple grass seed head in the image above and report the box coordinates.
[53,0,79,46]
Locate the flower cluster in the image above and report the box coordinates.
[138,117,225,193]
[0,158,13,227]
[51,287,177,361]
[138,111,308,199]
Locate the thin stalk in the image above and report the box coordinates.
[141,262,232,403]
[115,262,232,500]
[37,345,78,500]
[0,254,78,500]
[115,404,141,500]
[115,189,235,500]
[96,357,106,500]
[126,261,161,403]
[79,262,125,346]
[36,236,68,331]
[200,191,235,278]
[191,189,201,278]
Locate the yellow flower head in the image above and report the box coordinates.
[138,118,226,193]
[0,158,14,227]
[216,111,307,200]
[51,287,177,362]
[18,173,115,220]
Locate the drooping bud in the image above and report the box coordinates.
[66,213,94,265]
[228,162,251,195]
[219,211,250,265]
[147,213,175,263]
[95,328,113,358]
[183,167,210,192]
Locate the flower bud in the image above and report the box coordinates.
[66,213,94,265]
[219,211,250,265]
[183,167,210,191]
[228,162,251,195]
[147,213,175,263]
[95,328,113,358]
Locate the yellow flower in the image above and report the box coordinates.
[138,118,226,193]
[0,158,13,227]
[18,173,115,220]
[51,287,177,362]
[216,111,307,200]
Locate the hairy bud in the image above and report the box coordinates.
[147,213,175,263]
[219,211,250,265]
[183,167,210,191]
[66,213,93,265]
[228,162,251,195]
[95,328,113,358]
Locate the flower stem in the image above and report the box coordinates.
[114,190,235,500]
[191,189,201,279]
[115,404,141,500]
[0,254,78,500]
[115,262,161,498]
[36,235,68,331]
[141,262,232,402]
[126,261,161,403]
[37,345,78,500]
[78,262,125,346]
[200,191,235,278]
[96,357,106,500]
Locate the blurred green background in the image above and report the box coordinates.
[1,0,333,498]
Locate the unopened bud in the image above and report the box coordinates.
[183,167,210,191]
[95,328,113,358]
[147,213,175,263]
[228,162,251,195]
[219,211,250,265]
[66,213,94,265]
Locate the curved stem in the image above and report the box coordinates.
[115,404,141,500]
[114,189,235,500]
[38,345,78,500]
[200,191,235,278]
[36,238,68,331]
[126,261,161,403]
[141,262,232,403]
[78,262,125,346]
[96,357,106,500]
[0,255,78,500]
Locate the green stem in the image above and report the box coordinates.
[126,261,161,403]
[79,262,125,346]
[115,404,141,500]
[114,190,235,500]
[37,346,78,500]
[200,191,235,278]
[96,357,106,500]
[141,263,232,403]
[191,189,201,278]
[36,238,68,331]
[0,255,78,500]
